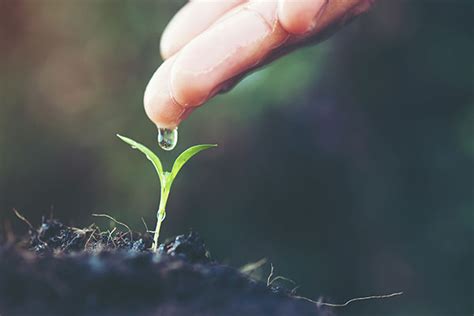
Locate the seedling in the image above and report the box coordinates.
[117,134,216,252]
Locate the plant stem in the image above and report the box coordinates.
[151,188,170,252]
[152,209,165,252]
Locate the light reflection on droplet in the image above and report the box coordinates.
[157,127,178,151]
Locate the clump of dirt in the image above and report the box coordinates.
[25,217,153,254]
[158,231,211,264]
[0,218,325,316]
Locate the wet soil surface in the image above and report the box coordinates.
[0,218,324,316]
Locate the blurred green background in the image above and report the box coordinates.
[1,1,472,315]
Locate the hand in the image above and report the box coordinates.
[144,0,375,128]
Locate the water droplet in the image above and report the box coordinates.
[160,212,166,222]
[157,127,178,151]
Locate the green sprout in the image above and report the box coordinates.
[117,134,216,252]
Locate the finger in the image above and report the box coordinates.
[278,0,375,35]
[144,55,188,128]
[160,0,247,59]
[169,0,289,108]
[277,0,328,35]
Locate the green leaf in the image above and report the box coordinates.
[170,144,217,183]
[116,134,217,251]
[117,134,164,183]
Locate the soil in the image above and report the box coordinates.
[0,217,325,316]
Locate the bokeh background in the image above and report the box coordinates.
[1,1,473,315]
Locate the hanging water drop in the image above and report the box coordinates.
[157,127,178,151]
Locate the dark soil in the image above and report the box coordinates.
[0,218,325,316]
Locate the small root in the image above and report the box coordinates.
[84,228,97,249]
[141,217,149,233]
[267,263,275,286]
[106,227,117,247]
[291,285,301,295]
[265,262,403,308]
[92,213,133,242]
[266,263,297,287]
[12,208,33,229]
[140,218,156,234]
[294,291,404,308]
[269,276,297,287]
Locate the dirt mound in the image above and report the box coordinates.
[0,219,323,316]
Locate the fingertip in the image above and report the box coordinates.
[144,57,186,128]
[278,0,327,35]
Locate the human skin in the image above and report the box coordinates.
[144,0,376,128]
